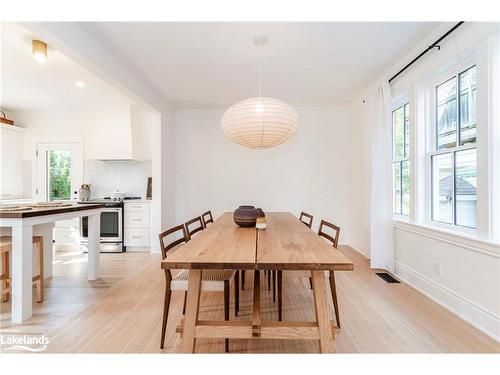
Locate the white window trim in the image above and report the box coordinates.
[32,135,84,201]
[391,97,411,218]
[393,31,499,246]
[420,57,482,236]
[393,220,500,259]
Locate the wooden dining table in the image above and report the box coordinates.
[161,212,354,353]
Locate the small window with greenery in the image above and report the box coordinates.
[392,103,410,216]
[431,66,477,229]
[47,150,72,201]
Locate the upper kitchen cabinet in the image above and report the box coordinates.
[0,123,26,200]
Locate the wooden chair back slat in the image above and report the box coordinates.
[318,220,340,248]
[299,211,313,228]
[185,216,204,240]
[158,224,189,260]
[201,210,214,228]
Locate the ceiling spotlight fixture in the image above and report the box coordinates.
[75,80,86,88]
[32,40,47,63]
[220,35,299,149]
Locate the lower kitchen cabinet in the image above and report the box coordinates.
[125,228,150,247]
[54,227,80,246]
[124,201,150,250]
[54,217,81,249]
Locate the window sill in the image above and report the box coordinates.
[393,220,500,258]
[393,214,410,223]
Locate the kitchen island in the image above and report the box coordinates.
[0,203,104,323]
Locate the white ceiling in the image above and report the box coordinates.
[1,22,440,112]
[1,23,135,112]
[80,22,439,107]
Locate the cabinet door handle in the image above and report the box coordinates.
[132,236,142,239]
[132,218,142,221]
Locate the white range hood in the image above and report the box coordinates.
[91,104,154,161]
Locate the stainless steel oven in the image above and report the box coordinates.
[80,201,124,253]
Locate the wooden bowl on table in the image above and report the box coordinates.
[233,205,265,227]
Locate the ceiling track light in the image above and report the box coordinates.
[32,39,47,63]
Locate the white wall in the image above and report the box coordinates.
[393,224,500,341]
[346,23,500,341]
[173,106,351,242]
[347,99,371,257]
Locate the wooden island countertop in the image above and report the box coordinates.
[0,203,104,219]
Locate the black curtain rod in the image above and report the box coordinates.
[388,22,465,84]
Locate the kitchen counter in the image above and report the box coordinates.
[0,203,103,323]
[0,203,105,218]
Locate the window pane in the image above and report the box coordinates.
[437,77,457,149]
[401,160,410,216]
[432,153,453,224]
[392,106,405,160]
[455,148,477,228]
[459,66,477,145]
[393,162,401,214]
[404,103,410,158]
[48,150,71,201]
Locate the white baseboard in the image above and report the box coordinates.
[394,260,500,342]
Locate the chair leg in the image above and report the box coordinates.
[234,271,239,317]
[272,270,276,302]
[182,291,187,315]
[309,276,313,289]
[224,280,230,353]
[329,271,341,329]
[160,283,172,349]
[240,270,245,290]
[267,269,271,291]
[277,270,283,321]
[36,240,44,303]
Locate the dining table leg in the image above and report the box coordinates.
[182,269,203,353]
[11,224,33,323]
[311,270,335,353]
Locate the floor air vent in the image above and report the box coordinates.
[376,272,400,283]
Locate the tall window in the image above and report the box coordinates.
[431,66,477,228]
[392,103,410,216]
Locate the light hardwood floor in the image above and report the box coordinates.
[1,246,498,353]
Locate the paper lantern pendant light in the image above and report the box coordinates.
[220,35,299,149]
[221,96,299,149]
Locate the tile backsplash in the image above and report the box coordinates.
[84,160,151,199]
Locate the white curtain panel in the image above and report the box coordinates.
[365,81,394,272]
[489,31,500,242]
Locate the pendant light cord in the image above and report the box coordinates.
[254,34,267,98]
[258,58,262,97]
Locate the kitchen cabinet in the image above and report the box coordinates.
[54,217,80,249]
[124,201,150,249]
[1,124,25,199]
